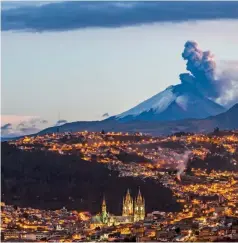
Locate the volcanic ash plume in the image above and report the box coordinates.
[180,41,238,107]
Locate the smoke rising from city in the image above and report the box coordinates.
[175,151,193,181]
[155,147,193,181]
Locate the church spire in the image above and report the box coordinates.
[125,188,133,204]
[126,188,131,199]
[101,194,108,224]
[134,187,145,222]
[138,187,142,199]
[136,187,143,203]
[122,189,133,216]
[102,194,107,214]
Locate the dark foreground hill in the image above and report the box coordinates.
[1,142,181,214]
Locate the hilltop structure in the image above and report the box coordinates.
[90,188,145,229]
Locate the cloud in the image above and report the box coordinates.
[1,1,56,10]
[19,127,40,134]
[0,115,49,138]
[16,118,48,129]
[2,1,238,32]
[1,123,12,130]
[55,119,67,126]
[41,119,48,124]
[28,118,48,125]
[102,113,109,118]
[1,115,37,125]
[215,61,238,108]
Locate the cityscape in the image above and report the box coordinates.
[1,1,238,242]
[1,130,238,241]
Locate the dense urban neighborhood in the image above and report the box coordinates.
[1,130,238,241]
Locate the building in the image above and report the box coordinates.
[122,189,134,217]
[134,188,145,222]
[2,231,20,241]
[123,188,145,222]
[20,232,50,241]
[90,188,145,229]
[101,195,109,224]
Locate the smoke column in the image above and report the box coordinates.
[180,41,238,107]
[176,151,192,181]
[155,147,192,181]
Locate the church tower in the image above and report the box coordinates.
[101,195,108,224]
[102,195,107,214]
[122,189,134,216]
[134,188,145,222]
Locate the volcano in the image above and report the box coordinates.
[115,83,225,122]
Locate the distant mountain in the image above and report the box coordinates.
[1,137,14,142]
[153,103,238,135]
[38,103,238,136]
[1,135,27,142]
[115,83,225,121]
[194,103,238,131]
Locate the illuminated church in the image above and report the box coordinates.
[90,188,145,228]
[122,188,145,222]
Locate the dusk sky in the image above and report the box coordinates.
[1,1,238,137]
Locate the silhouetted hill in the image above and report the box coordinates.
[1,143,181,214]
[209,103,238,127]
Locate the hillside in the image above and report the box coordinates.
[1,142,181,214]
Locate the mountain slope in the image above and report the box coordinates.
[116,84,225,121]
[38,103,238,136]
[151,103,238,134]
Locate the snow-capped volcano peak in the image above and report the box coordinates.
[117,86,176,118]
[114,40,234,122]
[116,83,225,121]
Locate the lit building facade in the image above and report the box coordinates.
[90,188,145,229]
[122,189,134,217]
[134,188,145,222]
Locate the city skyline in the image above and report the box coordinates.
[2,130,238,241]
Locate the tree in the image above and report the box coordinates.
[130,236,136,242]
[214,127,219,133]
[91,154,97,162]
[1,232,4,241]
[186,166,192,175]
[22,212,29,219]
[175,227,181,235]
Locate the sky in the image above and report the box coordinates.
[1,1,238,137]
